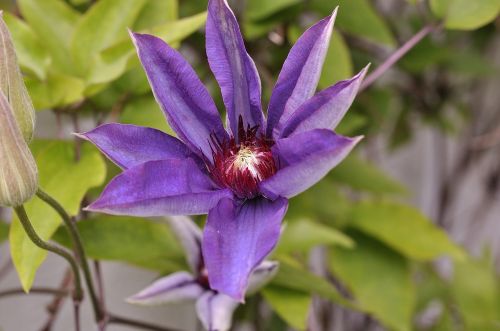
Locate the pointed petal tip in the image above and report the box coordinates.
[125,295,144,305]
[72,132,88,141]
[128,28,137,39]
[351,135,365,146]
[82,205,93,212]
[331,6,339,19]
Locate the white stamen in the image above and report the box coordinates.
[232,147,262,179]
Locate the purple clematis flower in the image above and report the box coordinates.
[79,0,367,301]
[127,216,279,331]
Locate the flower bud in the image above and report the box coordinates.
[0,89,38,206]
[0,11,35,143]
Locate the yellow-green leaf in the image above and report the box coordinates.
[133,0,178,30]
[70,0,147,77]
[53,216,185,272]
[431,0,500,30]
[10,140,106,292]
[271,260,348,305]
[330,233,415,331]
[349,201,465,261]
[262,286,312,330]
[330,154,407,195]
[119,96,174,135]
[85,12,207,88]
[25,73,85,110]
[246,0,301,21]
[277,220,354,254]
[311,0,395,46]
[17,0,80,74]
[452,257,500,329]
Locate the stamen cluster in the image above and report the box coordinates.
[208,118,277,199]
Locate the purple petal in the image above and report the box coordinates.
[202,197,288,301]
[167,216,203,274]
[76,123,202,170]
[266,9,338,138]
[260,129,362,199]
[86,159,232,216]
[127,271,204,305]
[280,66,369,138]
[195,291,239,331]
[247,260,279,294]
[206,0,263,138]
[131,32,228,160]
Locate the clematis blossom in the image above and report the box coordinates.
[127,216,279,331]
[80,0,367,301]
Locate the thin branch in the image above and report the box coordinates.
[73,301,81,331]
[360,23,440,92]
[36,189,104,322]
[95,261,108,331]
[0,287,68,299]
[108,314,183,331]
[40,269,73,331]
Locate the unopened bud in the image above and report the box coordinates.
[0,89,38,206]
[0,11,35,143]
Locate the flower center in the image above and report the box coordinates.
[207,118,276,199]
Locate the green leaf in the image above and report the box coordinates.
[318,32,353,88]
[119,96,174,135]
[0,221,8,243]
[330,154,407,195]
[311,0,395,46]
[330,232,415,331]
[10,140,106,292]
[246,0,301,21]
[25,73,85,109]
[85,12,207,87]
[276,220,354,254]
[348,201,466,261]
[134,0,178,30]
[53,216,185,272]
[262,286,312,330]
[287,177,352,226]
[70,0,147,77]
[452,257,500,330]
[18,0,80,74]
[271,260,348,305]
[431,0,500,30]
[3,13,50,80]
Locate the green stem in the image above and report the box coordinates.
[36,189,104,321]
[13,206,83,302]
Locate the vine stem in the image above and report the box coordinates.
[360,23,440,92]
[36,188,104,322]
[14,206,82,301]
[13,205,82,331]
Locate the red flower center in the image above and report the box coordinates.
[208,118,277,199]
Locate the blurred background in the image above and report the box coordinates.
[0,0,500,330]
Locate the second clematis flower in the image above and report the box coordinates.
[127,216,279,331]
[80,0,367,301]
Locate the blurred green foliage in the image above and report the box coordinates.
[0,0,499,330]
